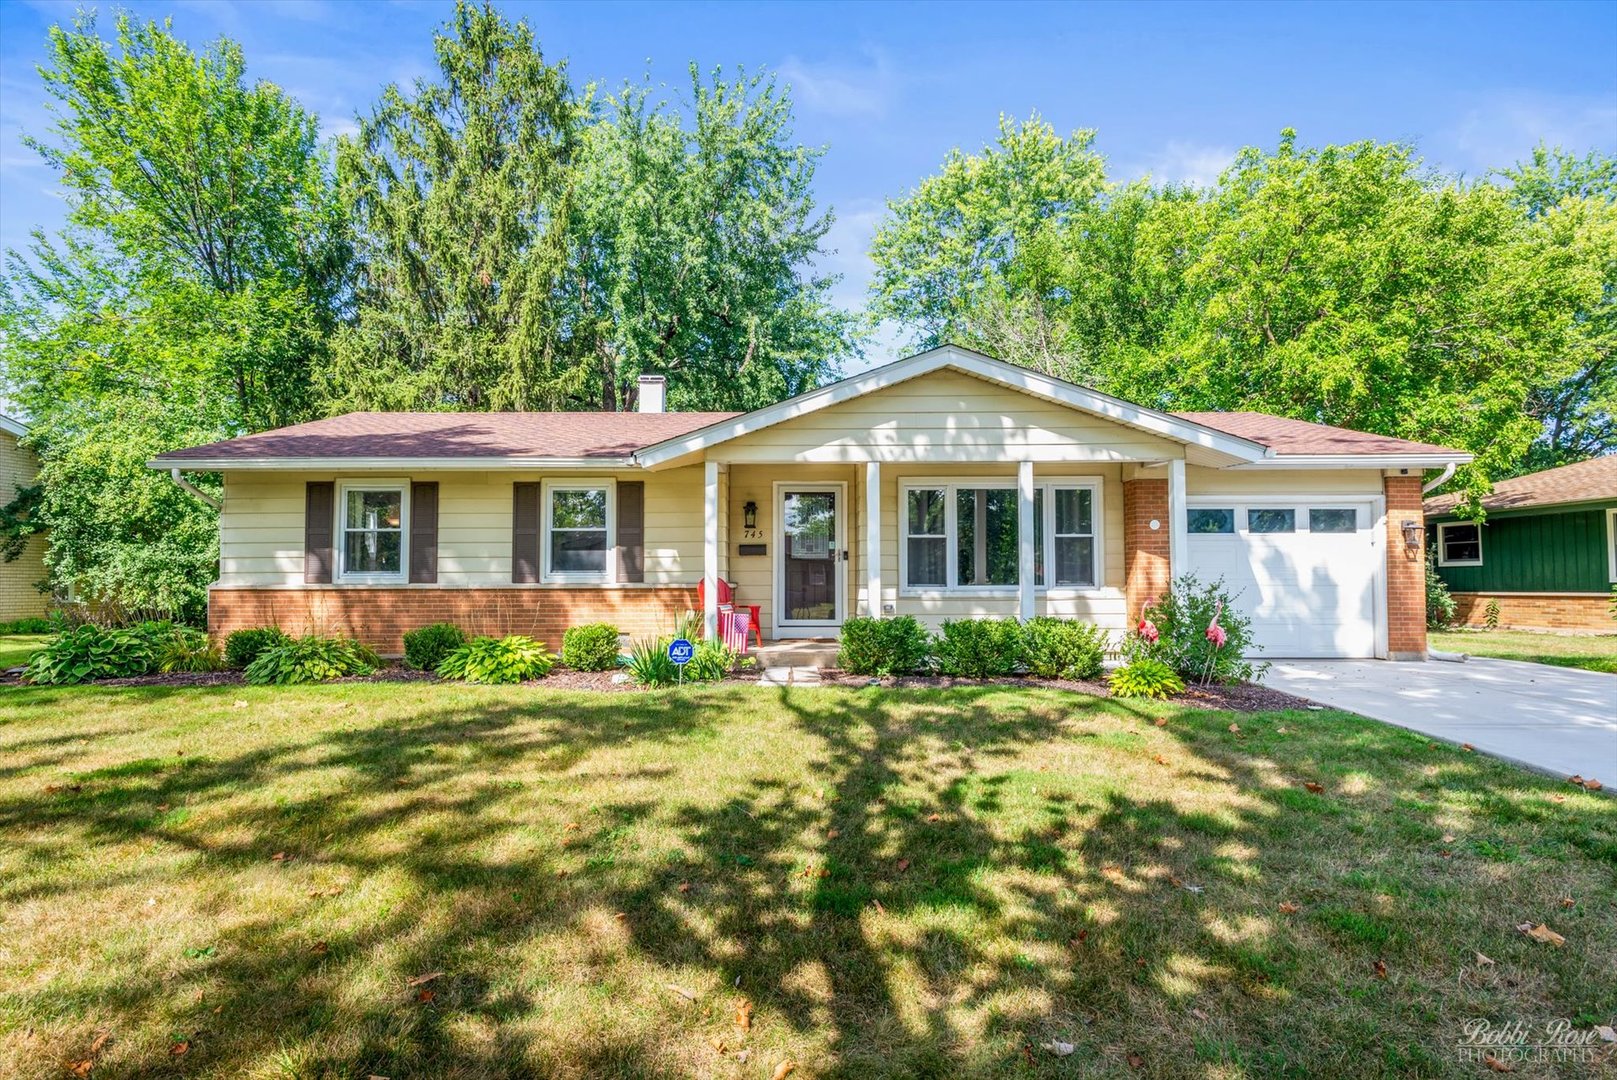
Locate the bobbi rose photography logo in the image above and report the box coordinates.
[1455,1018,1615,1067]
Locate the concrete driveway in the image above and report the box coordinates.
[1262,658,1617,780]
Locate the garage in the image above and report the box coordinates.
[1185,498,1383,658]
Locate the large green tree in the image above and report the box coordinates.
[870,125,1616,501]
[0,13,344,616]
[330,2,853,413]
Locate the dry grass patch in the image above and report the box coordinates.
[0,683,1612,1078]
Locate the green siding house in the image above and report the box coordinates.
[1426,455,1616,630]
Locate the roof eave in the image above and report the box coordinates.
[633,345,1273,467]
[150,455,637,471]
[1232,452,1474,470]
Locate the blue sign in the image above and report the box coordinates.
[667,638,695,666]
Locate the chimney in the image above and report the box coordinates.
[637,374,667,413]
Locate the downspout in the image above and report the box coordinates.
[169,468,221,511]
[1421,461,1457,496]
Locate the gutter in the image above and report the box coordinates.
[1421,461,1458,496]
[168,468,221,510]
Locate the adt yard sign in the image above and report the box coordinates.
[667,638,695,666]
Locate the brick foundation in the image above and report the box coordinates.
[208,586,701,655]
[1450,592,1612,632]
[1385,475,1428,659]
[1123,477,1171,625]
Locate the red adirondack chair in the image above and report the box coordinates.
[697,578,762,650]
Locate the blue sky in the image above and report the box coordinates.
[3,0,1615,366]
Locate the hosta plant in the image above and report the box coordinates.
[244,636,381,685]
[23,621,172,684]
[436,635,553,684]
[1107,658,1185,700]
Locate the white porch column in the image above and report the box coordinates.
[865,460,882,617]
[703,458,720,640]
[1018,459,1035,621]
[1167,457,1187,582]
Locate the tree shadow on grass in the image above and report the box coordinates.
[0,683,1613,1078]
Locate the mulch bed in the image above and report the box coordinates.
[1,663,1316,711]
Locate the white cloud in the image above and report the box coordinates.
[1445,91,1617,175]
[1137,140,1236,188]
[776,47,896,119]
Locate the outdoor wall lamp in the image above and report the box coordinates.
[1401,519,1422,551]
[743,500,758,529]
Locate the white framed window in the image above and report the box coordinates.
[337,480,409,583]
[899,477,1102,593]
[1436,521,1482,567]
[1607,508,1616,582]
[542,479,614,582]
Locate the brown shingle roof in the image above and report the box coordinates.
[153,411,740,463]
[1173,411,1463,457]
[1425,454,1617,515]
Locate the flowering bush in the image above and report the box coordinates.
[1124,574,1262,684]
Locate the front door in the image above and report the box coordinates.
[777,486,844,634]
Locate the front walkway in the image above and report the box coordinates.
[1262,658,1617,780]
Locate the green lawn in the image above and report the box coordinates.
[1,684,1611,1079]
[0,633,48,670]
[1430,628,1617,674]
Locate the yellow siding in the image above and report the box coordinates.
[0,431,48,619]
[1187,466,1385,496]
[708,369,1183,464]
[219,466,707,588]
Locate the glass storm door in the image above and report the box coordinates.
[779,488,842,630]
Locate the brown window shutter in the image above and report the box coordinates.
[512,482,540,583]
[409,481,439,583]
[304,481,335,584]
[616,480,644,582]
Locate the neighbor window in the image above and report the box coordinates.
[339,485,406,580]
[1309,508,1358,533]
[545,484,611,580]
[900,479,1100,591]
[1248,507,1296,534]
[1608,508,1617,582]
[1437,522,1482,566]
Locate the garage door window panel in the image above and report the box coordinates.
[1189,508,1235,534]
[1248,508,1296,534]
[1437,522,1482,567]
[1309,508,1358,533]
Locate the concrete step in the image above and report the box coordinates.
[754,639,839,669]
[758,666,824,686]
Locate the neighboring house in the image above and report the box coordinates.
[0,415,49,621]
[1425,455,1617,631]
[150,346,1471,660]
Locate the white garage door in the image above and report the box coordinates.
[1185,500,1381,659]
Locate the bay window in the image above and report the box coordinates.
[901,479,1100,592]
[338,483,408,582]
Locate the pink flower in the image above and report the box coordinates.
[1137,618,1159,644]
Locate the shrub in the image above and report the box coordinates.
[157,626,224,673]
[224,627,292,669]
[561,622,621,671]
[0,616,54,634]
[402,622,467,671]
[1108,658,1184,699]
[436,635,553,684]
[1425,549,1456,630]
[624,636,733,687]
[1129,574,1260,684]
[932,618,1025,678]
[23,621,172,684]
[244,636,380,685]
[837,616,931,676]
[1022,617,1107,681]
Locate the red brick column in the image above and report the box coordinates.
[208,586,700,655]
[1123,477,1171,625]
[1384,476,1428,660]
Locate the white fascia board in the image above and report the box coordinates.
[1231,453,1474,470]
[0,415,28,438]
[147,456,635,471]
[633,345,1272,467]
